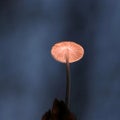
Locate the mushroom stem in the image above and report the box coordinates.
[65,54,71,109]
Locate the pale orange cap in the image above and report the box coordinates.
[51,41,84,63]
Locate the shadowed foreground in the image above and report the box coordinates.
[42,99,76,120]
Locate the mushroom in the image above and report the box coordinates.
[51,41,84,108]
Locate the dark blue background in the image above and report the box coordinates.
[0,0,120,120]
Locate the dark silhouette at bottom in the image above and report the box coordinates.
[42,99,76,120]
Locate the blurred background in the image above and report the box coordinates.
[0,0,120,120]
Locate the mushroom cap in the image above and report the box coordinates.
[51,41,84,63]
